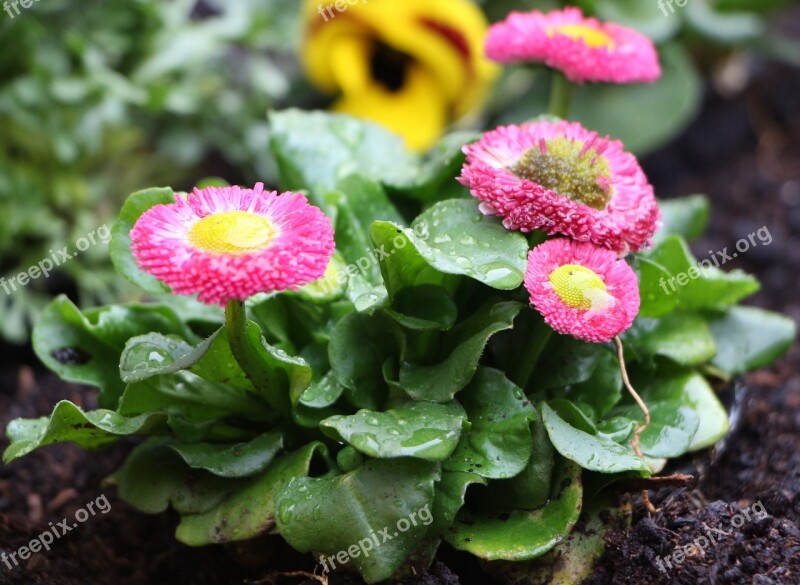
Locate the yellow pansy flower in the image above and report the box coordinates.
[302,0,498,151]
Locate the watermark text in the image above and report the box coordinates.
[658,226,772,295]
[2,493,111,570]
[318,505,433,574]
[1,225,111,296]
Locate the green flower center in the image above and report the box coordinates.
[549,264,613,311]
[511,137,613,210]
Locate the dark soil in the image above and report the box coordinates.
[2,26,800,585]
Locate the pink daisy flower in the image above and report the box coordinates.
[485,7,661,84]
[458,120,660,254]
[525,239,639,343]
[130,183,335,306]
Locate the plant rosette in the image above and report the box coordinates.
[5,10,796,584]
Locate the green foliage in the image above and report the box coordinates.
[321,401,466,461]
[0,0,301,342]
[5,112,794,583]
[110,187,175,293]
[444,458,583,561]
[497,43,702,156]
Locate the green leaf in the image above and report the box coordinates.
[171,432,283,478]
[321,401,466,461]
[536,336,612,391]
[595,417,638,444]
[628,313,716,367]
[630,371,729,452]
[189,327,254,390]
[575,44,701,154]
[501,44,701,155]
[548,345,623,419]
[707,306,796,376]
[33,296,197,407]
[4,401,169,463]
[480,414,555,510]
[547,399,597,435]
[487,493,631,584]
[392,131,479,201]
[541,403,651,474]
[594,0,681,42]
[410,199,529,290]
[275,458,439,584]
[175,442,329,545]
[654,195,710,245]
[611,402,699,458]
[113,439,235,515]
[298,370,345,408]
[684,0,764,43]
[119,330,219,383]
[634,255,679,318]
[330,177,403,311]
[369,221,448,296]
[444,368,537,479]
[119,371,269,423]
[384,285,458,331]
[234,320,313,412]
[268,111,476,207]
[443,458,582,561]
[329,312,404,409]
[571,358,623,420]
[401,301,522,402]
[110,187,174,293]
[648,235,760,310]
[151,294,224,332]
[269,109,417,203]
[429,471,487,537]
[333,174,405,227]
[715,0,794,12]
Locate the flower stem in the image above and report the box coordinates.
[614,335,657,512]
[512,317,553,391]
[613,336,650,457]
[225,299,287,416]
[548,72,575,119]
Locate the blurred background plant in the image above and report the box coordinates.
[1,0,797,343]
[0,0,302,342]
[482,0,800,153]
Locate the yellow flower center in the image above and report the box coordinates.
[188,211,276,255]
[549,264,613,311]
[549,24,615,49]
[511,137,613,210]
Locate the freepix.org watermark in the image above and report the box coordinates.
[317,221,430,296]
[317,0,368,22]
[655,500,768,573]
[3,0,43,19]
[1,494,111,570]
[658,225,772,295]
[0,225,111,296]
[658,0,690,17]
[318,505,433,574]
